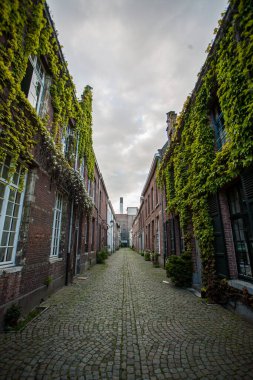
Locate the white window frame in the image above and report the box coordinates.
[62,125,74,158]
[50,192,63,257]
[27,55,45,114]
[79,158,85,178]
[0,157,26,268]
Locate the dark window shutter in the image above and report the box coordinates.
[241,168,253,239]
[241,170,253,200]
[208,193,229,276]
[21,60,33,96]
[168,218,176,254]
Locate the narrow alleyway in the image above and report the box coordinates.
[1,249,253,380]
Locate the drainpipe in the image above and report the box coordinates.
[65,133,80,283]
[96,175,101,254]
[65,200,74,285]
[156,151,167,268]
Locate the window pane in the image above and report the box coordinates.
[8,232,15,247]
[0,248,6,262]
[10,218,17,232]
[4,216,11,231]
[0,182,5,198]
[9,190,16,203]
[12,170,20,186]
[51,193,63,257]
[13,204,19,217]
[15,191,21,205]
[2,165,9,180]
[5,156,11,167]
[6,201,14,216]
[36,82,42,105]
[0,159,25,266]
[1,231,9,247]
[36,60,44,80]
[6,247,13,262]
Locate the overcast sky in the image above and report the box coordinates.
[47,0,228,213]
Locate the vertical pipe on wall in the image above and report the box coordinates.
[65,200,74,285]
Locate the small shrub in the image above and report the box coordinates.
[144,252,151,261]
[165,253,192,287]
[44,276,52,287]
[140,252,144,256]
[96,248,108,264]
[4,304,21,328]
[152,252,160,267]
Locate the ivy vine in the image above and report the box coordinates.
[157,0,253,285]
[0,0,95,212]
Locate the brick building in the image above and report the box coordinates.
[134,1,253,299]
[132,147,168,267]
[107,200,119,254]
[0,2,112,326]
[158,1,253,295]
[116,204,138,247]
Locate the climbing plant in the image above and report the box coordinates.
[0,0,95,212]
[157,0,253,285]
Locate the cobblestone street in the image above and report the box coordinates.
[1,248,253,380]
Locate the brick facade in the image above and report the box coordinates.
[132,152,168,267]
[0,4,112,328]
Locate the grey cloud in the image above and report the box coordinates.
[47,0,228,212]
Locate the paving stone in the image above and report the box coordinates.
[0,248,253,379]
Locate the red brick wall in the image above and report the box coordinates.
[20,169,68,296]
[0,270,22,305]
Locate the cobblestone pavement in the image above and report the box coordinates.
[1,249,253,380]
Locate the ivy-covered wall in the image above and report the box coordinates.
[157,0,253,285]
[0,0,95,212]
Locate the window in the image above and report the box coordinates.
[79,158,85,178]
[148,224,151,250]
[0,156,26,267]
[21,56,45,114]
[168,218,175,254]
[91,218,95,251]
[155,184,159,206]
[208,193,229,277]
[50,192,63,257]
[151,220,154,251]
[85,216,89,252]
[151,188,154,211]
[87,179,93,198]
[212,110,226,151]
[98,224,101,251]
[227,184,253,278]
[99,190,102,213]
[156,217,160,254]
[93,179,96,205]
[62,125,74,159]
[180,227,185,253]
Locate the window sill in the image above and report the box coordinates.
[49,257,63,263]
[0,266,23,275]
[228,279,253,295]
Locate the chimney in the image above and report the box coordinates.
[166,111,177,142]
[120,197,123,214]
